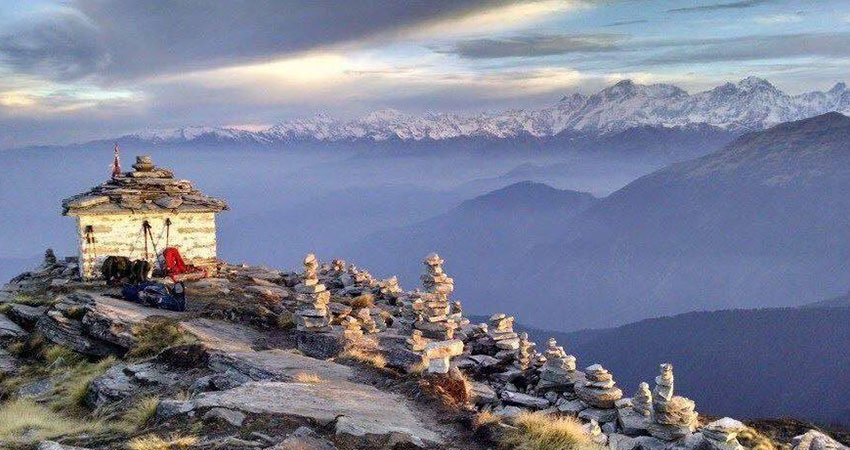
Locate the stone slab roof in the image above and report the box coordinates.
[62,155,228,216]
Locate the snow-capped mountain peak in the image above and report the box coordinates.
[126,77,850,145]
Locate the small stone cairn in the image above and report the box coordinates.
[538,337,578,390]
[488,313,519,358]
[648,363,698,440]
[294,254,331,332]
[340,316,364,341]
[513,332,535,370]
[576,364,623,408]
[406,329,427,351]
[449,301,470,327]
[632,381,653,417]
[413,253,458,340]
[44,248,58,267]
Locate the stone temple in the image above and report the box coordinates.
[61,155,228,279]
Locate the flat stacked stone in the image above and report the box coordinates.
[648,364,698,441]
[423,339,464,374]
[406,329,427,351]
[701,418,746,450]
[294,254,331,332]
[576,364,623,408]
[413,253,458,340]
[538,337,579,391]
[513,332,535,370]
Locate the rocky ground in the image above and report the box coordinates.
[0,251,847,450]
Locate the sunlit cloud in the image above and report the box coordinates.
[754,13,804,25]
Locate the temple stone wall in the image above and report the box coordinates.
[74,212,218,279]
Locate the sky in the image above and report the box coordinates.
[1,0,849,148]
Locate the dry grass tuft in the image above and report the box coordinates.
[738,427,787,450]
[292,372,322,384]
[127,317,196,360]
[418,370,472,408]
[338,348,387,369]
[501,412,604,450]
[0,398,105,445]
[121,396,161,430]
[349,293,374,309]
[473,410,502,429]
[126,433,198,450]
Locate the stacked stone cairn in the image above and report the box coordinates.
[449,301,470,327]
[340,316,364,341]
[377,276,403,301]
[513,332,535,370]
[488,313,519,358]
[413,253,458,340]
[616,381,653,435]
[406,329,427,351]
[538,337,578,391]
[633,382,653,416]
[647,363,698,440]
[294,254,331,332]
[423,339,464,374]
[576,364,623,408]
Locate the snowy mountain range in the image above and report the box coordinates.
[129,77,850,144]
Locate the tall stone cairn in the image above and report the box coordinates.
[632,382,653,417]
[648,363,698,441]
[539,337,577,388]
[413,253,458,340]
[576,364,623,408]
[294,253,331,332]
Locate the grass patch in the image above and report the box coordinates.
[126,317,196,360]
[0,398,105,445]
[8,293,52,306]
[500,412,604,450]
[121,396,160,431]
[338,348,387,369]
[292,372,322,384]
[126,433,198,450]
[51,356,117,411]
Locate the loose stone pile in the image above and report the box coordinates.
[294,254,331,332]
[702,418,746,450]
[413,253,458,340]
[648,363,699,440]
[576,364,623,408]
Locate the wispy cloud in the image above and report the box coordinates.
[605,19,648,27]
[753,12,805,25]
[668,0,771,13]
[437,33,621,59]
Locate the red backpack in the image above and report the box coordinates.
[162,247,206,281]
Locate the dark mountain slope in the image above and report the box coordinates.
[345,182,597,315]
[518,112,850,329]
